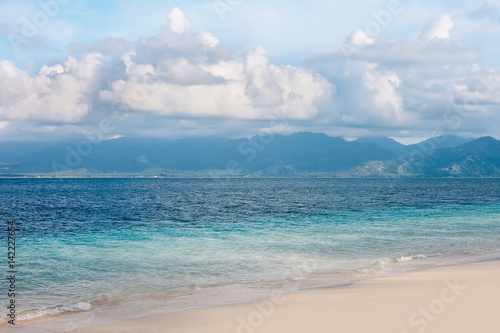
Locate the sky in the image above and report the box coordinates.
[0,0,500,142]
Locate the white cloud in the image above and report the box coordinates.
[420,14,454,40]
[0,7,333,133]
[2,5,500,140]
[0,53,104,123]
[197,31,219,48]
[327,61,413,128]
[168,7,191,33]
[349,30,375,47]
[100,45,332,120]
[99,10,334,121]
[363,66,403,119]
[304,11,500,137]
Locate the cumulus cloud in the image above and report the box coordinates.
[99,9,334,121]
[321,61,414,128]
[197,31,219,48]
[0,7,333,135]
[168,7,191,33]
[420,14,454,40]
[362,66,403,121]
[348,30,375,47]
[100,44,332,120]
[304,13,500,137]
[338,15,480,67]
[0,53,104,123]
[2,6,499,140]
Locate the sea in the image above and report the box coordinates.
[1,178,500,332]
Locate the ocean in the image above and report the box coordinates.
[1,178,500,332]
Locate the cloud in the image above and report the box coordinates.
[100,45,332,120]
[197,31,219,48]
[0,53,105,123]
[347,30,375,47]
[304,13,500,137]
[168,7,191,33]
[420,14,454,40]
[337,15,480,67]
[2,6,499,141]
[0,7,333,138]
[99,8,334,121]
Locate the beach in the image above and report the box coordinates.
[76,258,500,333]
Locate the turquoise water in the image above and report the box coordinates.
[1,178,500,331]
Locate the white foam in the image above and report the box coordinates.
[17,301,92,321]
[393,254,427,262]
[356,254,429,275]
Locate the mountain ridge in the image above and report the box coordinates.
[0,133,498,177]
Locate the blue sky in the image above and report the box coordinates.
[1,0,500,142]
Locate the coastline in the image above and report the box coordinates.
[74,257,500,333]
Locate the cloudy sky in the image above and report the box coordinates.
[0,0,499,142]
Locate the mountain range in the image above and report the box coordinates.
[0,132,499,177]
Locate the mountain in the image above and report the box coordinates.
[354,137,409,156]
[0,137,235,174]
[417,136,500,177]
[234,132,396,174]
[0,133,498,177]
[340,136,500,177]
[0,132,396,176]
[354,135,473,157]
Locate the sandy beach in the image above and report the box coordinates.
[75,259,500,333]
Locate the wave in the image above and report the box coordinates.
[16,301,92,322]
[386,253,428,262]
[356,253,431,275]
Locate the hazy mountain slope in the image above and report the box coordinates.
[354,135,473,157]
[0,134,498,177]
[418,137,500,177]
[340,137,500,177]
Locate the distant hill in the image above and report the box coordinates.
[0,133,498,177]
[354,135,473,157]
[418,136,500,177]
[233,132,396,175]
[340,136,500,177]
[354,137,410,156]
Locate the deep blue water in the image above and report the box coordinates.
[1,178,500,330]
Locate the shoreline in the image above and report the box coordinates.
[73,255,500,333]
[7,249,500,331]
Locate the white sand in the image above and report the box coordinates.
[76,260,500,333]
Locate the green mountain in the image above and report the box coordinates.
[418,136,500,177]
[354,135,472,157]
[340,136,500,177]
